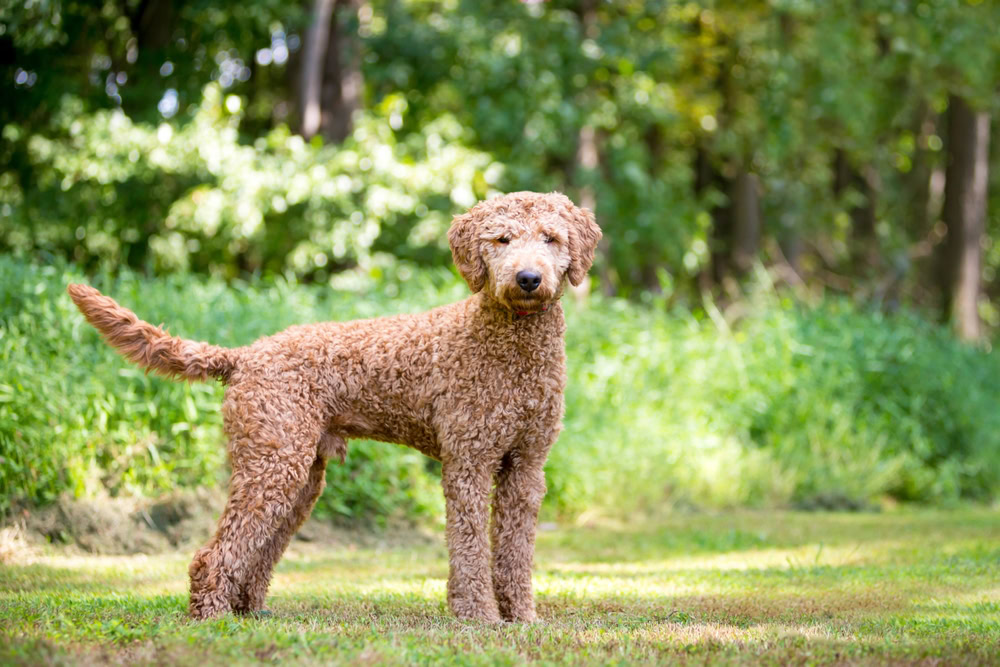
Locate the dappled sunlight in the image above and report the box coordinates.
[13,551,188,573]
[5,0,1000,662]
[2,513,997,663]
[941,586,1000,608]
[0,553,189,596]
[544,541,886,575]
[535,574,698,601]
[276,572,446,600]
[577,621,838,650]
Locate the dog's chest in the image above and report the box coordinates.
[438,335,565,420]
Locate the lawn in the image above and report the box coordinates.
[1,511,998,665]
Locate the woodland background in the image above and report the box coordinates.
[2,0,1000,522]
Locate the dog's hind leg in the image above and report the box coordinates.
[187,432,318,620]
[234,448,333,615]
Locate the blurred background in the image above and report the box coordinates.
[2,1,999,529]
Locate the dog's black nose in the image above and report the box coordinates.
[516,270,542,292]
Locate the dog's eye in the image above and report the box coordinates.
[544,235,555,244]
[497,237,510,244]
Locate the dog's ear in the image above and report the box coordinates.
[448,210,487,292]
[564,202,602,287]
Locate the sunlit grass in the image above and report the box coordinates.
[2,510,998,664]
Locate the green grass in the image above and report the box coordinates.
[2,510,998,665]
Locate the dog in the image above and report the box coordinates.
[68,191,601,622]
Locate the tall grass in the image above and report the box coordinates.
[555,292,1000,514]
[2,257,998,522]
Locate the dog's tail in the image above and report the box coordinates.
[67,284,237,382]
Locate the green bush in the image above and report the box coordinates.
[554,291,1000,514]
[2,87,498,281]
[2,257,999,523]
[0,257,465,523]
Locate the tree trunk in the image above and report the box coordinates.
[121,0,175,116]
[940,95,990,341]
[730,170,760,276]
[320,0,363,143]
[572,123,603,300]
[569,0,605,300]
[699,163,761,284]
[906,105,936,240]
[575,125,599,212]
[299,0,336,139]
[833,149,879,271]
[694,145,732,287]
[299,0,363,142]
[131,0,174,50]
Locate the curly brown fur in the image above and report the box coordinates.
[68,191,601,623]
[67,284,235,382]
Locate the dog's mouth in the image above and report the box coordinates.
[491,274,558,314]
[512,304,548,316]
[502,292,552,315]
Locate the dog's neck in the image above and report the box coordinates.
[467,292,565,349]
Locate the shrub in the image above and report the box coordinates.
[553,290,1000,513]
[2,257,998,523]
[0,258,465,523]
[1,87,499,281]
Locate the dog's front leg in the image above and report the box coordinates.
[491,452,546,622]
[441,456,502,623]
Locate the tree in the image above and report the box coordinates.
[940,95,990,340]
[300,0,365,142]
[2,0,999,327]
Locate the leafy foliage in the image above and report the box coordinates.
[1,1,999,519]
[3,1,1000,305]
[2,258,998,521]
[0,257,463,522]
[2,85,498,279]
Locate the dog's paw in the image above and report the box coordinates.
[501,609,538,624]
[451,603,503,624]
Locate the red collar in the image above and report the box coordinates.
[514,304,549,319]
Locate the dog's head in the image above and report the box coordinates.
[448,192,602,313]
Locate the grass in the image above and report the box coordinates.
[2,510,998,665]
